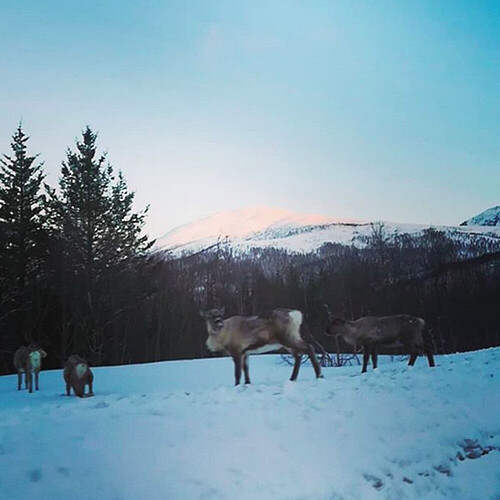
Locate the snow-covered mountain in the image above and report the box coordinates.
[1,349,499,499]
[156,206,500,255]
[461,206,500,227]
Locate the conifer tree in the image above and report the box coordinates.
[47,126,152,363]
[0,125,46,346]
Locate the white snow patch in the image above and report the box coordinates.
[0,349,499,499]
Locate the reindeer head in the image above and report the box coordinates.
[324,317,347,337]
[27,344,47,358]
[200,308,225,335]
[322,303,347,337]
[25,344,47,370]
[75,362,89,379]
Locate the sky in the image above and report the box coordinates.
[1,0,499,238]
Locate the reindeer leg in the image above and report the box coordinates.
[423,337,435,367]
[232,354,242,386]
[24,372,28,389]
[426,350,435,367]
[362,347,370,373]
[17,373,22,390]
[371,347,378,370]
[422,327,436,368]
[290,351,302,381]
[408,352,418,366]
[306,343,323,378]
[88,371,94,396]
[35,371,39,391]
[27,371,33,393]
[242,353,251,384]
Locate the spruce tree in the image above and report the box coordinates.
[47,126,152,363]
[0,125,46,347]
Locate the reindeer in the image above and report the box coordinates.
[200,307,323,385]
[63,355,94,398]
[325,314,435,373]
[13,345,48,393]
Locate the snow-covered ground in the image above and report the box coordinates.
[1,349,499,500]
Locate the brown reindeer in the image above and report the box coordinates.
[325,315,435,373]
[13,345,47,393]
[63,355,94,398]
[200,307,323,385]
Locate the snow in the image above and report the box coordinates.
[154,206,500,256]
[161,218,500,257]
[155,206,361,252]
[461,206,500,227]
[1,349,499,500]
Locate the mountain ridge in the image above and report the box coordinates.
[461,205,500,227]
[156,205,500,255]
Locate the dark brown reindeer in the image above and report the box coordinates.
[13,345,47,393]
[325,314,435,373]
[63,355,94,397]
[200,308,323,385]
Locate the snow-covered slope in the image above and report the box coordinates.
[156,206,359,253]
[461,206,500,227]
[1,349,499,500]
[156,206,500,255]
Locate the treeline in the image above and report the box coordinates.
[148,227,500,361]
[1,126,499,374]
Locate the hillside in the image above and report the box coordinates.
[0,350,499,499]
[156,206,500,255]
[461,206,500,227]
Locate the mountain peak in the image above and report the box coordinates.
[461,206,500,227]
[156,206,358,251]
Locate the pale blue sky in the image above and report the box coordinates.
[1,1,498,237]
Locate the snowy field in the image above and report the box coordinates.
[0,349,499,500]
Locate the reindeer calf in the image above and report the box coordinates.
[13,345,47,393]
[201,307,323,385]
[326,314,435,373]
[63,355,94,398]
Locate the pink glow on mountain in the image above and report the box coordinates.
[157,206,359,249]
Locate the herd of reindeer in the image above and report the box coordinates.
[13,347,94,397]
[12,309,436,395]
